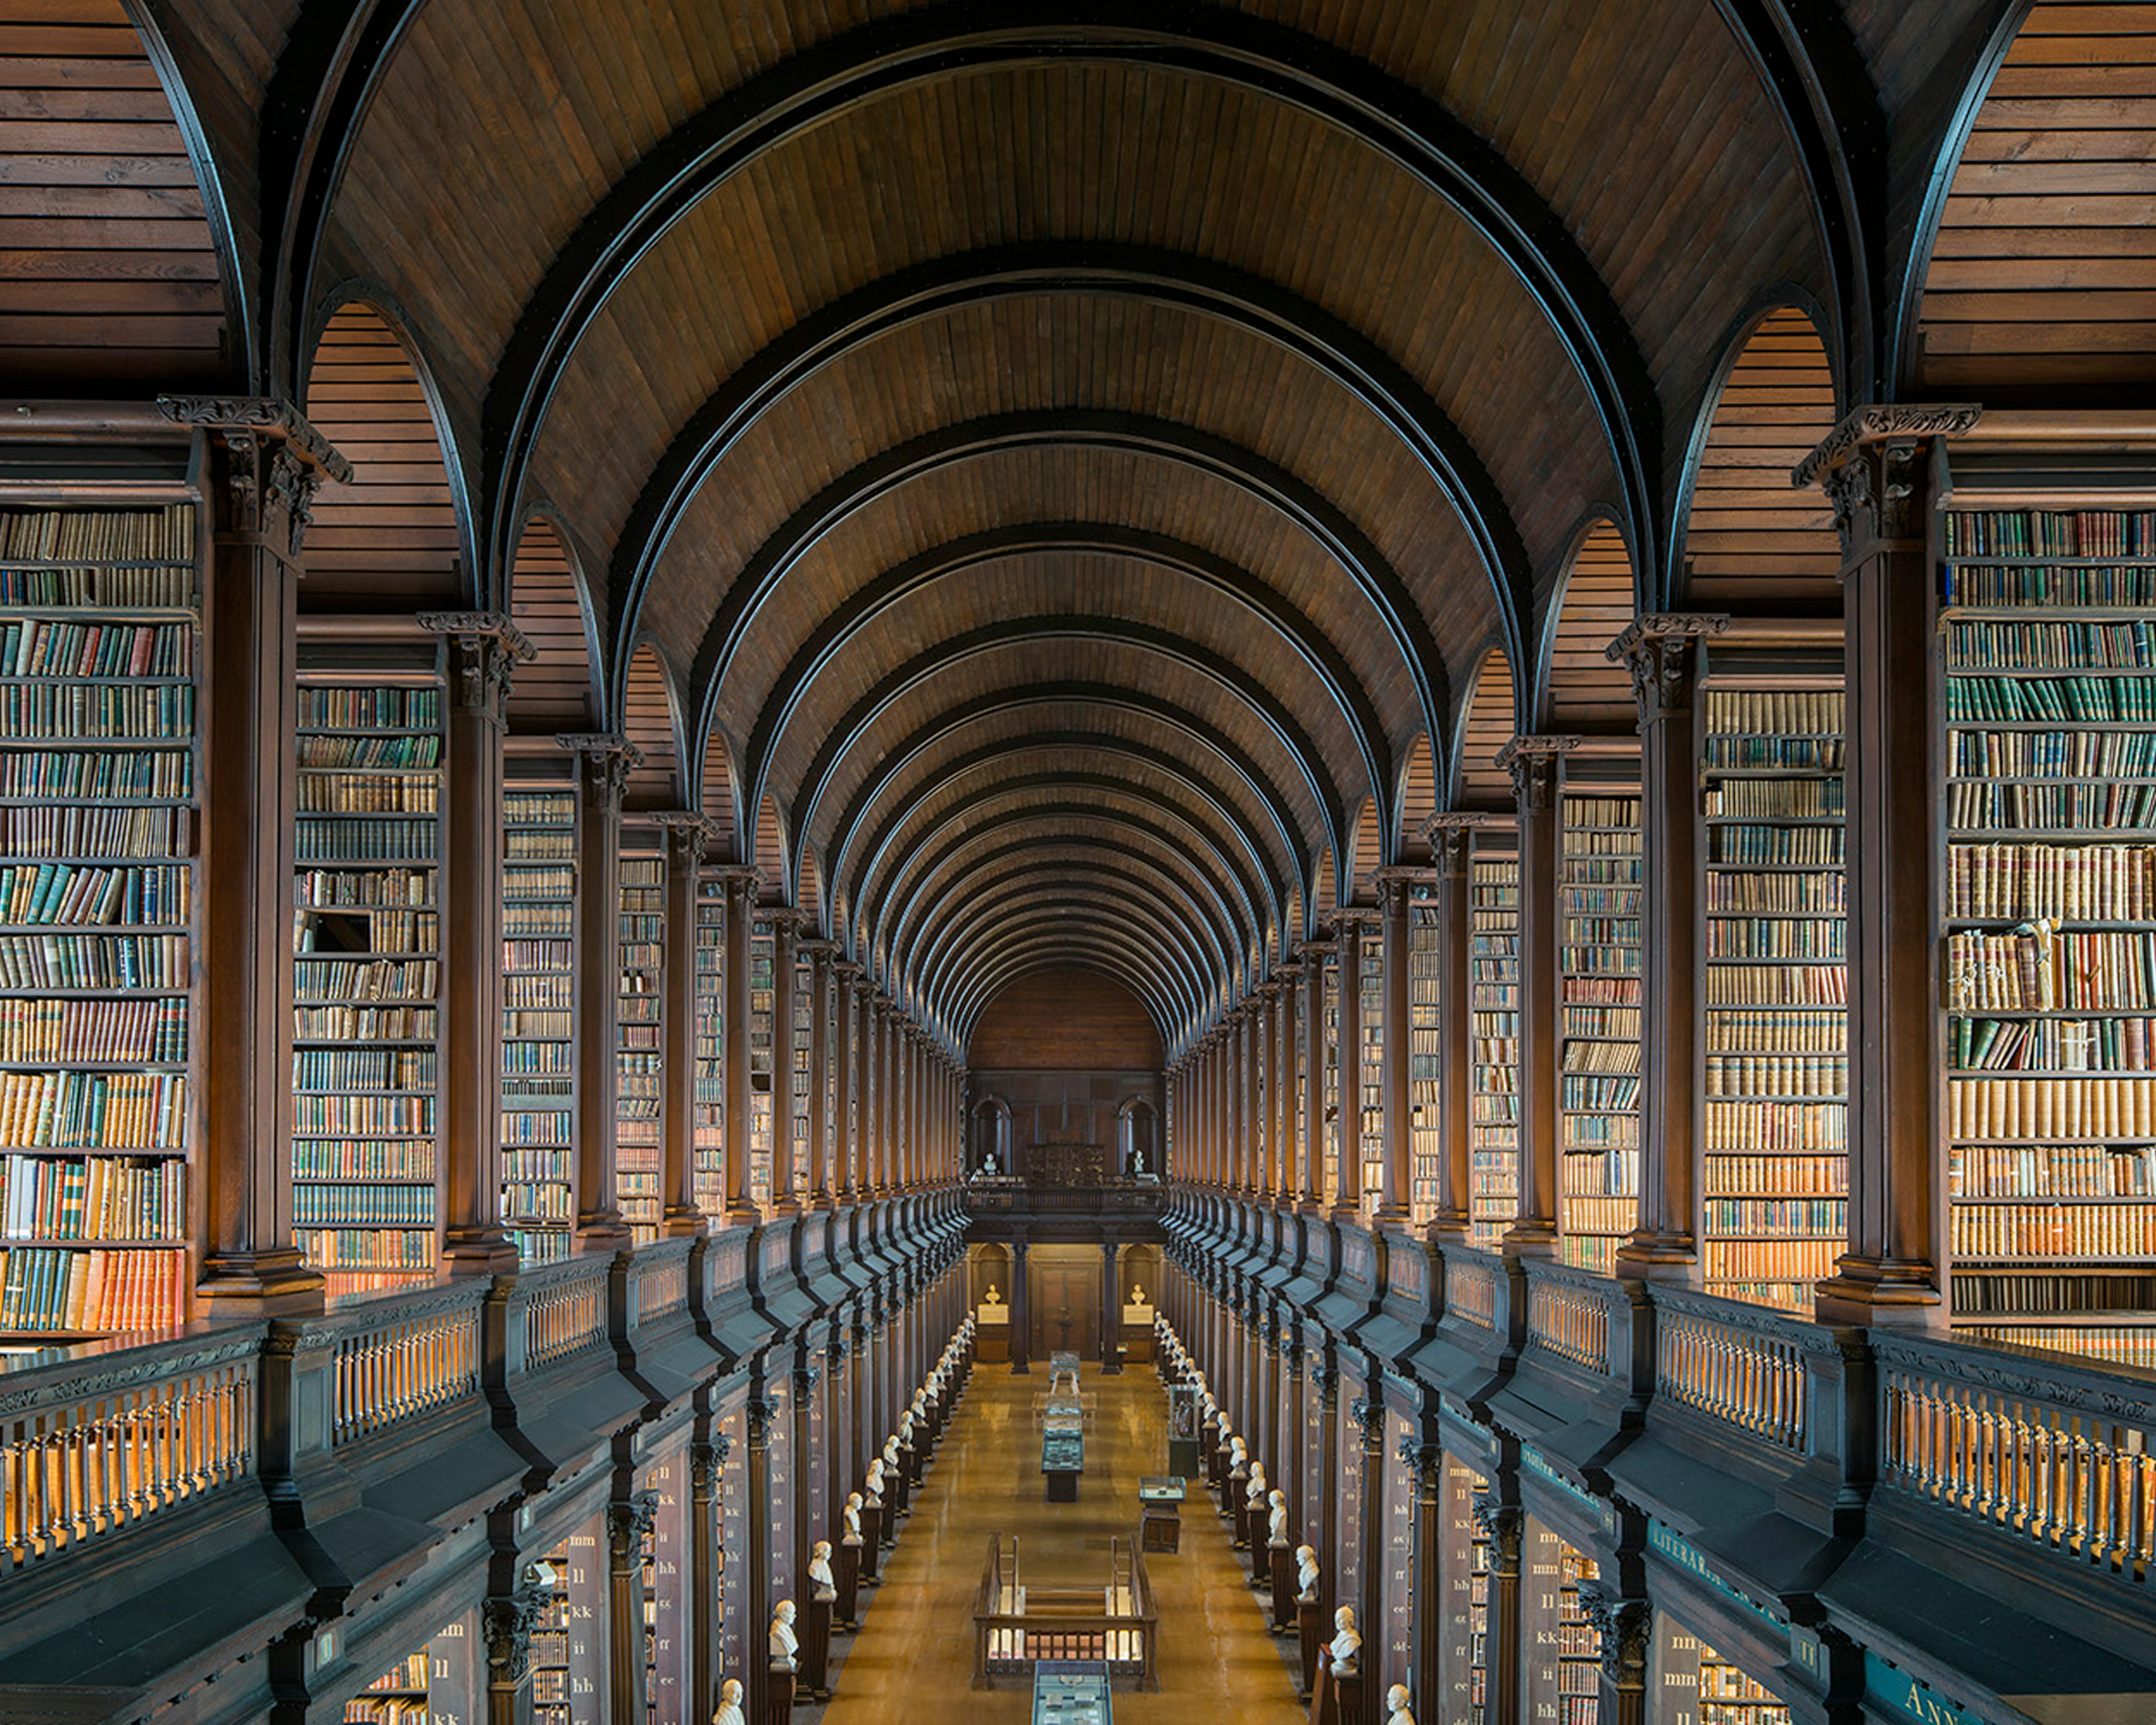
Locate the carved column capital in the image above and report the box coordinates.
[483,1566,553,1683]
[653,809,716,871]
[1578,1584,1653,1685]
[606,1490,660,1565]
[1470,1490,1522,1566]
[691,1440,722,1495]
[1793,403,1981,553]
[1604,614,1731,724]
[420,611,535,724]
[555,732,642,801]
[1425,811,1489,875]
[1396,1437,1443,1496]
[1311,1357,1339,1405]
[793,1361,821,1396]
[1348,1396,1386,1446]
[1496,735,1579,814]
[746,1395,780,1447]
[163,395,349,563]
[1372,866,1430,916]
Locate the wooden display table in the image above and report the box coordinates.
[1137,1476,1184,1553]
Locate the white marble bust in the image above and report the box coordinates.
[1227,1435,1247,1472]
[1296,1545,1319,1601]
[882,1434,901,1470]
[981,1283,1003,1306]
[864,1459,884,1507]
[899,1411,914,1444]
[1329,1606,1361,1677]
[1245,1463,1267,1507]
[843,1491,863,1543]
[1268,1489,1289,1546]
[1127,1282,1148,1306]
[1385,1684,1414,1724]
[770,1599,798,1670]
[712,1677,744,1725]
[809,1539,836,1600]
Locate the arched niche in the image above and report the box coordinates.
[506,514,601,731]
[1540,520,1636,732]
[1396,732,1438,864]
[1451,644,1517,811]
[621,640,682,808]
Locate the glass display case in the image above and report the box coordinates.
[1032,1659,1112,1725]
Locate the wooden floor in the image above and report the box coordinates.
[812,1365,1306,1722]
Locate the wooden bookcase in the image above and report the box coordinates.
[693,873,725,1217]
[0,501,199,1336]
[501,773,576,1264]
[749,915,774,1208]
[1938,498,2156,1358]
[1697,658,1849,1311]
[617,836,664,1244]
[290,646,442,1300]
[1357,921,1385,1216]
[1469,845,1521,1247]
[1559,788,1643,1274]
[1409,887,1443,1224]
[1651,1616,1792,1725]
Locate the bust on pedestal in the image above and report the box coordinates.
[1294,1548,1323,1694]
[803,1542,835,1698]
[1238,1462,1267,1550]
[1309,1608,1362,1725]
[836,1498,863,1624]
[713,1676,744,1725]
[1267,1492,1294,1625]
[1384,1684,1415,1725]
[767,1601,798,1723]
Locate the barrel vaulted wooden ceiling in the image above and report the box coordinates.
[3,0,2138,1055]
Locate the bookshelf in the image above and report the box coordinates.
[1652,1619,1792,1725]
[694,874,725,1216]
[1559,791,1642,1274]
[1700,1645,1790,1725]
[1699,678,1849,1312]
[1451,1464,1490,1725]
[791,943,812,1194]
[501,781,575,1265]
[1410,888,1442,1224]
[1322,951,1341,1200]
[618,841,664,1244]
[343,1645,429,1725]
[291,658,442,1301]
[749,917,774,1208]
[0,502,198,1337]
[531,1541,572,1725]
[1470,850,1521,1247]
[1555,1538,1601,1725]
[1357,921,1384,1216]
[1939,505,2156,1356]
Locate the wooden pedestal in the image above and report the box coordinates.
[767,1668,796,1722]
[835,1539,861,1626]
[1297,1600,1323,1699]
[1141,1500,1181,1552]
[1270,1546,1294,1627]
[859,1504,882,1579]
[891,1464,911,1518]
[1307,1649,1359,1725]
[901,1439,921,1488]
[802,1595,832,1699]
[976,1327,1009,1363]
[1045,1467,1079,1503]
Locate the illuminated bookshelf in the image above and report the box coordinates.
[1559,790,1642,1275]
[1409,888,1443,1224]
[694,874,725,1216]
[291,657,442,1300]
[1470,847,1521,1246]
[617,841,664,1244]
[501,779,575,1264]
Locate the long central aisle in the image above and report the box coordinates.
[815,1367,1307,1722]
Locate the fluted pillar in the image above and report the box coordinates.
[1496,736,1575,1256]
[1425,816,1483,1243]
[559,733,640,1253]
[805,940,834,1208]
[655,814,713,1237]
[720,867,759,1222]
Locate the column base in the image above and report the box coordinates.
[662,1206,710,1239]
[442,1226,522,1276]
[1500,1218,1559,1259]
[1613,1231,1697,1280]
[195,1248,325,1317]
[1814,1257,1943,1328]
[574,1211,634,1256]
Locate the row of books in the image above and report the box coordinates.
[506,866,575,899]
[0,1246,185,1331]
[0,748,190,800]
[1702,689,1845,737]
[293,1186,436,1226]
[1947,1074,2156,1140]
[1703,1101,1848,1151]
[0,504,195,565]
[1704,872,1844,914]
[1950,726,2156,777]
[1701,1239,1838,1282]
[1954,1014,2154,1072]
[0,1154,185,1241]
[1949,781,2156,830]
[1941,507,2156,558]
[1704,779,1844,819]
[505,976,574,1008]
[0,997,186,1063]
[0,804,186,861]
[1950,1206,2154,1259]
[0,936,189,997]
[1950,1271,2155,1314]
[0,678,191,736]
[295,866,431,908]
[295,1228,435,1268]
[296,686,439,729]
[293,1139,435,1179]
[1709,824,1844,866]
[1948,619,2156,671]
[1950,1141,2154,1198]
[293,1096,433,1134]
[1705,1153,1847,1196]
[0,1070,186,1149]
[1947,926,2156,1013]
[295,818,436,863]
[505,1010,573,1038]
[297,734,439,768]
[1560,1154,1639,1195]
[1705,918,1845,960]
[506,903,573,937]
[1703,1199,1844,1235]
[502,1149,570,1182]
[0,620,191,679]
[1947,561,2156,606]
[294,958,439,1002]
[1946,672,2156,722]
[292,1048,434,1090]
[297,773,438,814]
[0,861,188,926]
[1562,1038,1638,1074]
[1701,735,1843,770]
[1704,1055,1846,1095]
[505,1115,572,1145]
[1704,966,1847,1006]
[504,1182,573,1221]
[293,1005,436,1040]
[505,832,574,861]
[1946,841,2156,922]
[1704,1008,1844,1053]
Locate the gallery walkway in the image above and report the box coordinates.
[814,1365,1307,1722]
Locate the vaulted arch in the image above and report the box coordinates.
[505,514,600,733]
[620,641,681,809]
[1452,645,1519,811]
[1540,520,1637,732]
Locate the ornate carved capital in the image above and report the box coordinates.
[484,1567,552,1683]
[1348,1396,1386,1444]
[1396,1437,1443,1494]
[1470,1491,1523,1565]
[1793,404,1981,554]
[826,1331,851,1367]
[1496,735,1578,815]
[1425,810,1489,875]
[1372,866,1428,917]
[1312,1357,1339,1404]
[555,732,642,802]
[1578,1585,1653,1685]
[794,1362,821,1396]
[1605,614,1730,724]
[418,611,534,724]
[691,1441,721,1496]
[651,810,715,872]
[746,1395,780,1447]
[607,1490,660,1565]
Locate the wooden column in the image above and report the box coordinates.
[1100,1240,1121,1373]
[1496,737,1575,1256]
[424,612,530,1275]
[1243,997,1263,1196]
[721,867,759,1222]
[1609,618,1726,1274]
[1272,968,1296,1203]
[656,814,713,1237]
[691,1436,722,1723]
[606,1493,655,1724]
[744,1389,777,1723]
[186,403,345,1315]
[834,964,860,1202]
[1797,408,1976,1323]
[559,733,639,1254]
[770,911,800,1213]
[1301,948,1327,1208]
[1475,1495,1523,1725]
[482,1562,546,1725]
[868,996,888,1195]
[1375,870,1418,1226]
[1313,1353,1341,1624]
[1406,1441,1443,1725]
[1584,1590,1652,1725]
[1009,1237,1031,1373]
[1427,816,1484,1243]
[1332,917,1364,1221]
[805,941,833,1208]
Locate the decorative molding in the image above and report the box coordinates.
[606,1490,660,1564]
[691,1442,721,1496]
[555,732,643,800]
[483,1568,552,1683]
[1396,1437,1443,1494]
[1348,1396,1385,1443]
[1470,1490,1522,1562]
[0,1336,263,1422]
[746,1395,780,1446]
[1604,614,1731,724]
[156,394,352,482]
[419,611,534,720]
[1791,403,1981,491]
[653,809,716,870]
[1578,1584,1653,1685]
[793,1362,822,1396]
[1496,735,1579,814]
